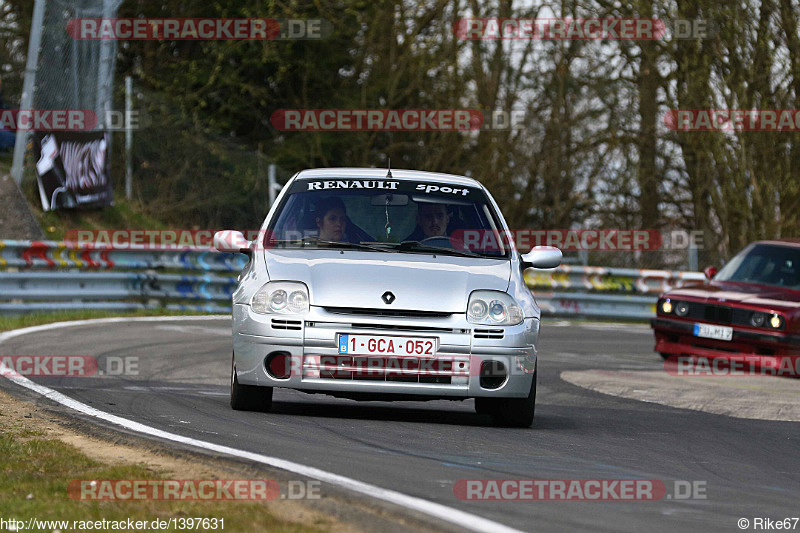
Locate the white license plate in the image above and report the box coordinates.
[693,323,733,341]
[337,334,437,357]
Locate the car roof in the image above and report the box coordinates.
[293,167,482,188]
[751,240,800,248]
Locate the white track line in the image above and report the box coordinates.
[0,317,522,533]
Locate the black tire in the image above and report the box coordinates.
[474,397,493,415]
[230,354,273,412]
[477,366,537,428]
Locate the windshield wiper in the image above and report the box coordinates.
[270,238,387,253]
[318,240,390,253]
[389,240,484,258]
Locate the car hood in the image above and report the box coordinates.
[666,281,800,310]
[264,249,511,313]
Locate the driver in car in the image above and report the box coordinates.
[405,203,451,241]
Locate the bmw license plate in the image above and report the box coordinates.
[693,323,733,341]
[338,334,437,357]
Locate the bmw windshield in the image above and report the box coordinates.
[714,243,800,289]
[265,177,510,258]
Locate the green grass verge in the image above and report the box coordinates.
[35,197,168,241]
[0,306,324,531]
[0,309,227,334]
[0,408,322,532]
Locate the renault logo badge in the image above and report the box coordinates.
[382,291,396,304]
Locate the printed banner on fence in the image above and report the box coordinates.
[33,132,113,211]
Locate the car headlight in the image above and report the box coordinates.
[675,301,689,316]
[660,299,673,314]
[750,312,766,327]
[467,291,523,326]
[769,314,783,329]
[251,282,309,315]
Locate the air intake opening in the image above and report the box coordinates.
[265,352,292,379]
[271,319,302,331]
[479,360,507,389]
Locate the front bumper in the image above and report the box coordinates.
[651,317,800,357]
[232,304,538,398]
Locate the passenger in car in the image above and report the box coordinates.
[315,196,349,242]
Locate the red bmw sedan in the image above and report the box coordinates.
[651,240,800,361]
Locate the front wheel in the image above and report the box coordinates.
[230,353,273,412]
[475,365,537,428]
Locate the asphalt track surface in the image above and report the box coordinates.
[2,318,799,532]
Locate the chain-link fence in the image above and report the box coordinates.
[110,83,293,230]
[34,0,123,125]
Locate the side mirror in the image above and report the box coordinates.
[704,266,717,280]
[521,246,562,269]
[214,230,251,255]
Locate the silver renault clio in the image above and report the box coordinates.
[214,167,561,427]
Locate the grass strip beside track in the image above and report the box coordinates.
[0,309,228,333]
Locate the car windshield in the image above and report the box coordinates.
[265,177,509,258]
[714,243,800,289]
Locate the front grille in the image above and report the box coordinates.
[703,304,732,323]
[323,307,452,319]
[680,303,757,327]
[348,323,457,333]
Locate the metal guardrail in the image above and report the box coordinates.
[0,240,247,271]
[0,240,707,319]
[0,271,238,301]
[523,265,705,295]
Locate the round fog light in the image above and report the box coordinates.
[265,353,291,379]
[479,360,507,389]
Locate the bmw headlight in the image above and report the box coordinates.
[251,282,310,315]
[467,291,523,326]
[750,312,766,327]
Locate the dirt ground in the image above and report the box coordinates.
[0,173,44,240]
